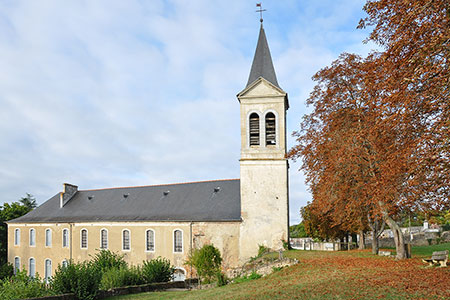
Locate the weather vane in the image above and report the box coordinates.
[256,3,266,23]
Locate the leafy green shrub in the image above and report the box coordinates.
[0,269,50,300]
[187,244,222,283]
[0,263,14,280]
[91,249,127,272]
[100,265,144,290]
[141,257,174,284]
[51,261,102,300]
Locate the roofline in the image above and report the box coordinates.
[78,178,240,192]
[7,218,243,224]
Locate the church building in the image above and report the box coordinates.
[7,23,289,281]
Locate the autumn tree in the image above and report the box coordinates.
[291,0,449,259]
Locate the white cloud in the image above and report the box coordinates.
[0,0,372,224]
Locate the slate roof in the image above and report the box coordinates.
[9,179,241,223]
[246,24,280,89]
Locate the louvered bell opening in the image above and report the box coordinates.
[265,112,276,145]
[249,113,260,146]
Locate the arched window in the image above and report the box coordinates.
[62,229,69,248]
[29,258,36,278]
[14,257,20,274]
[265,112,276,145]
[29,229,36,246]
[62,260,68,268]
[146,230,155,252]
[249,113,260,146]
[14,229,20,246]
[81,229,88,249]
[45,259,52,283]
[122,229,130,250]
[45,229,52,247]
[174,230,182,253]
[100,229,108,249]
[173,268,186,281]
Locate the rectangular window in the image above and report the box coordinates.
[123,230,130,250]
[174,230,182,253]
[45,259,52,283]
[146,230,155,252]
[101,230,108,249]
[45,229,52,247]
[81,229,88,249]
[62,229,69,248]
[14,257,20,274]
[30,229,35,246]
[29,258,35,278]
[14,229,20,246]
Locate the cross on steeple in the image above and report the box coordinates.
[256,3,266,23]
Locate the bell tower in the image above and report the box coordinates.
[237,24,289,262]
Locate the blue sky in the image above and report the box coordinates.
[0,0,376,224]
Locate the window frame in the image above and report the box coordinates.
[45,228,52,247]
[44,259,52,283]
[173,229,183,253]
[264,111,277,146]
[14,228,20,246]
[29,257,36,278]
[100,228,108,249]
[80,228,88,249]
[29,228,36,247]
[248,111,261,147]
[62,229,69,248]
[122,229,131,251]
[145,229,155,252]
[14,256,20,274]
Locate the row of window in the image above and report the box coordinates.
[14,257,64,282]
[14,228,183,253]
[249,112,276,146]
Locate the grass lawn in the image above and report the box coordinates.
[104,245,450,300]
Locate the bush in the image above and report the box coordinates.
[0,263,14,281]
[187,244,222,284]
[100,266,144,290]
[91,249,127,272]
[0,269,50,300]
[51,261,102,300]
[141,257,174,284]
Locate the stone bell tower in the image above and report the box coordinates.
[237,24,289,262]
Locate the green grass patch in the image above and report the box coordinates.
[104,249,450,300]
[411,242,450,257]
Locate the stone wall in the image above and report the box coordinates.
[22,280,193,300]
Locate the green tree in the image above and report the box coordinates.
[187,244,222,284]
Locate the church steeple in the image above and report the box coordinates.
[246,24,280,89]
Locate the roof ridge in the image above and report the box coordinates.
[79,178,240,192]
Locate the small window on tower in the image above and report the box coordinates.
[265,112,276,145]
[249,113,260,146]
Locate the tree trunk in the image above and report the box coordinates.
[384,214,407,259]
[371,225,379,255]
[358,230,365,250]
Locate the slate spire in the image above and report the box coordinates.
[246,24,280,89]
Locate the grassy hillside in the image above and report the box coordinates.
[105,244,450,300]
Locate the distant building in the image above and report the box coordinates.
[7,23,289,281]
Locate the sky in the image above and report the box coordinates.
[0,0,377,224]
